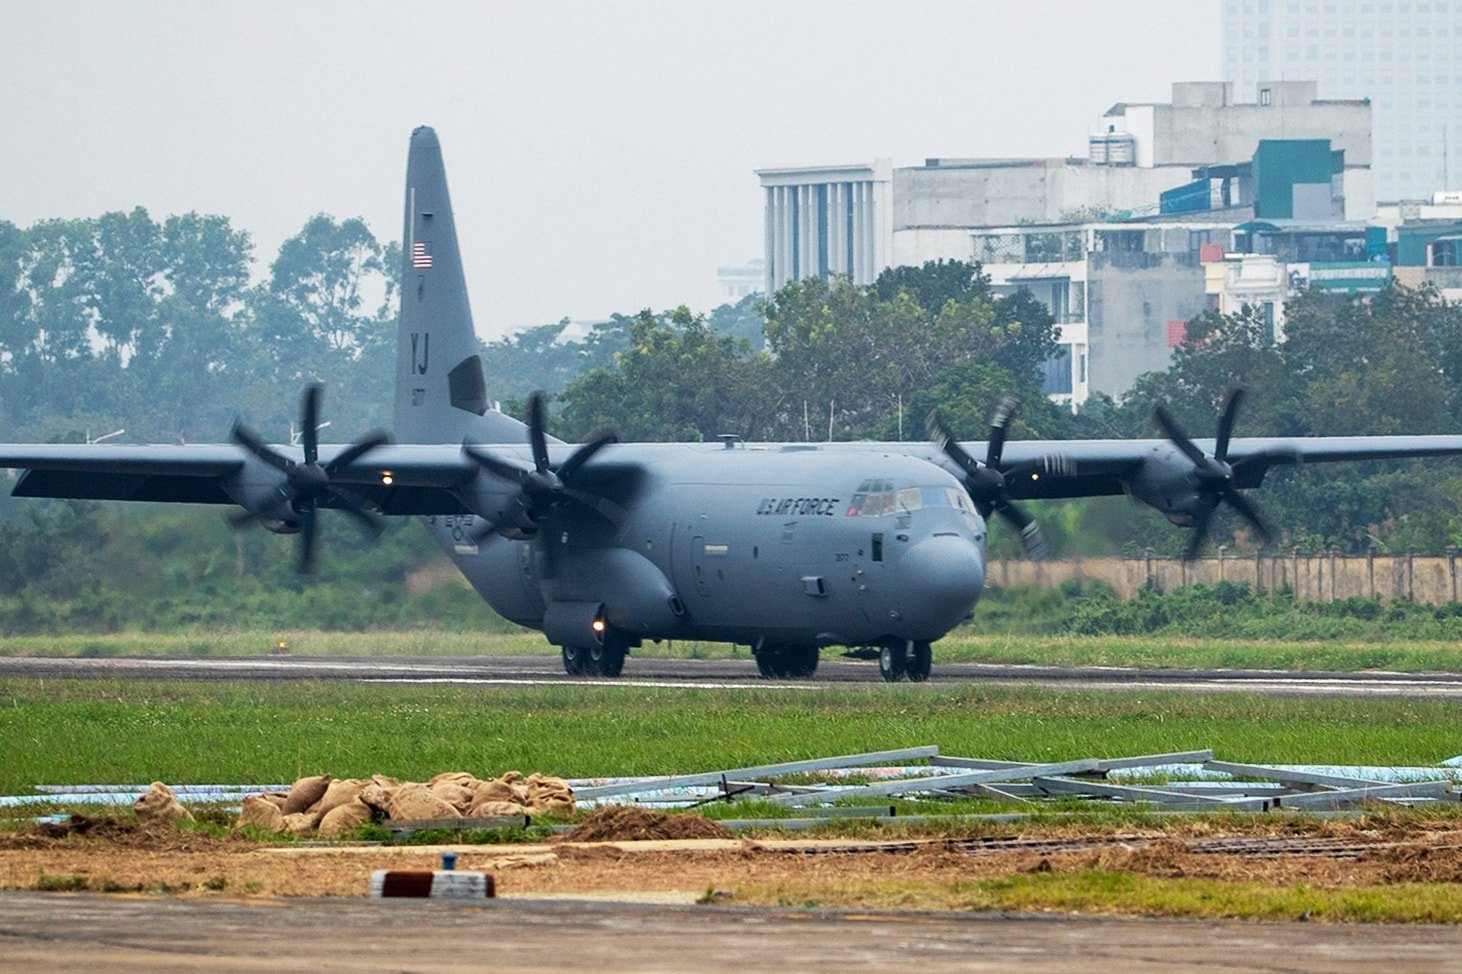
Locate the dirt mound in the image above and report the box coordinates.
[0,815,247,852]
[557,805,733,842]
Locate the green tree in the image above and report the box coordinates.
[558,308,776,441]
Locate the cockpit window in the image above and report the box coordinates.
[847,481,975,518]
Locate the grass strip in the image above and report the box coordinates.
[1,679,1458,797]
[737,872,1462,922]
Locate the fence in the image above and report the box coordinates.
[988,549,1462,605]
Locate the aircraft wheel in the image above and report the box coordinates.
[755,649,784,679]
[561,644,588,676]
[589,637,627,678]
[781,645,819,679]
[878,641,907,683]
[907,641,932,683]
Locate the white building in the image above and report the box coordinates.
[1223,0,1462,202]
[756,161,893,295]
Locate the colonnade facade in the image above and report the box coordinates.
[758,162,892,295]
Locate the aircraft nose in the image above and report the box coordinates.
[896,534,985,637]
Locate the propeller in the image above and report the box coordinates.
[460,391,620,544]
[1151,387,1274,561]
[928,397,1052,559]
[230,383,390,573]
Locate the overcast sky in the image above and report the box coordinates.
[1,1,1220,339]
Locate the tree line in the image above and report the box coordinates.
[4,206,1462,586]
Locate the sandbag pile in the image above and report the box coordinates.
[132,782,195,825]
[233,771,576,838]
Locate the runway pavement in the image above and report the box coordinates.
[3,891,1462,972]
[3,653,1462,697]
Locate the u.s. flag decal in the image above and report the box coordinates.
[412,241,432,269]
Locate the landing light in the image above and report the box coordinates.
[381,472,394,485]
[591,618,606,634]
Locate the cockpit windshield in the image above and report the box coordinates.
[845,479,977,519]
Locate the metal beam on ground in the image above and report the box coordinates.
[1272,780,1455,810]
[572,746,939,800]
[1203,760,1454,791]
[1031,776,1275,811]
[764,757,1108,807]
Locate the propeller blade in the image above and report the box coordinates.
[296,502,318,574]
[463,444,533,483]
[928,415,979,477]
[1019,522,1051,560]
[1183,505,1213,562]
[1214,387,1244,461]
[1152,403,1207,465]
[300,383,322,466]
[556,430,618,484]
[986,396,1017,467]
[992,497,1033,532]
[324,430,390,476]
[527,392,550,475]
[564,487,629,530]
[231,422,291,472]
[334,499,385,540]
[1222,487,1274,546]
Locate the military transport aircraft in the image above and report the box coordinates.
[5,126,1462,682]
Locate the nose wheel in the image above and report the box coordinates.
[879,640,932,682]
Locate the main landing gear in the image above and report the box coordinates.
[561,632,628,677]
[754,644,819,679]
[878,639,932,683]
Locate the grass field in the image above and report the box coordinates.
[2,678,1458,797]
[7,628,1462,675]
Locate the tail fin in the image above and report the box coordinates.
[394,126,523,444]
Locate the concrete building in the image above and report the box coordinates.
[715,258,765,302]
[1223,0,1462,203]
[762,82,1373,296]
[968,221,1236,406]
[1379,193,1462,299]
[756,161,892,295]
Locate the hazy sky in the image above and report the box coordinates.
[1,1,1220,339]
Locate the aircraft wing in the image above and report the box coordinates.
[0,443,478,515]
[989,434,1462,500]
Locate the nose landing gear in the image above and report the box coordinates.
[878,639,932,683]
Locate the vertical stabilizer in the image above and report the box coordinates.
[395,127,522,444]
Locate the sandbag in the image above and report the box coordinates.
[236,795,287,834]
[473,777,528,805]
[429,771,478,789]
[281,774,332,815]
[283,812,317,836]
[318,798,373,838]
[133,782,194,825]
[525,773,575,817]
[357,783,394,813]
[387,786,460,821]
[429,781,475,811]
[468,800,528,818]
[313,778,367,823]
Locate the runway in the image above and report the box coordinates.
[3,653,1462,697]
[3,892,1461,973]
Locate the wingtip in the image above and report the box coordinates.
[410,125,439,148]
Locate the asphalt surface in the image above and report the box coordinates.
[4,653,1462,697]
[4,892,1462,972]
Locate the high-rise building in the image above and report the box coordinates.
[1223,0,1462,201]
